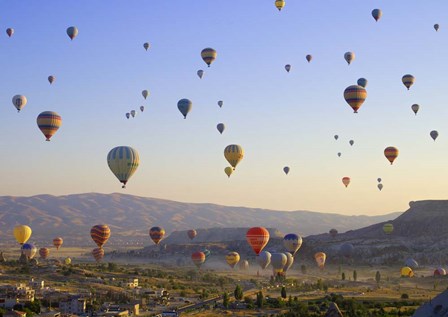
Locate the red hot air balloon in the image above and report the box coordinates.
[90,225,111,248]
[39,247,50,259]
[342,177,350,188]
[187,229,197,240]
[191,251,206,269]
[246,227,270,255]
[92,248,105,262]
[53,237,63,250]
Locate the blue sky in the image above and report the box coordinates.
[1,1,448,215]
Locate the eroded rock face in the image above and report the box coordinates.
[412,289,448,316]
[325,302,343,317]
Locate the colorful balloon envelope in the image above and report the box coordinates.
[434,268,446,276]
[187,229,197,240]
[178,99,192,119]
[201,48,217,67]
[149,226,165,245]
[306,54,312,63]
[283,252,294,272]
[191,251,206,269]
[202,248,211,260]
[21,243,37,259]
[283,233,302,255]
[143,42,150,51]
[239,259,249,271]
[384,146,399,165]
[434,24,440,32]
[246,227,270,255]
[224,144,244,170]
[12,95,27,112]
[357,78,368,88]
[226,251,240,268]
[371,9,382,22]
[64,257,72,265]
[217,123,225,134]
[92,248,105,262]
[285,64,291,72]
[344,52,355,65]
[405,258,418,269]
[329,228,338,238]
[400,266,414,277]
[342,177,350,188]
[411,104,419,115]
[142,90,149,99]
[53,237,63,250]
[224,166,233,178]
[314,252,326,269]
[90,224,111,248]
[430,130,439,141]
[37,111,62,141]
[275,0,285,11]
[66,26,78,40]
[6,28,14,37]
[14,225,32,245]
[217,100,223,108]
[197,70,204,79]
[344,85,367,113]
[283,166,290,175]
[402,74,415,90]
[383,223,394,234]
[271,253,287,274]
[107,146,140,188]
[39,247,50,259]
[48,76,55,84]
[256,251,271,269]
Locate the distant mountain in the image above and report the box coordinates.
[0,193,401,246]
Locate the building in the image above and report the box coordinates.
[59,297,86,315]
[125,279,138,289]
[29,279,44,290]
[4,310,27,317]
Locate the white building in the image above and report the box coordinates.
[59,297,86,315]
[29,279,44,290]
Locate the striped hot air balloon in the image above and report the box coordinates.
[342,177,350,188]
[39,247,50,259]
[383,223,394,234]
[201,48,217,67]
[191,251,206,269]
[107,146,140,188]
[402,74,415,90]
[92,248,105,262]
[37,111,62,141]
[384,146,399,165]
[90,225,111,248]
[246,227,270,255]
[344,85,367,113]
[187,229,197,240]
[225,251,240,269]
[149,226,165,245]
[53,237,63,250]
[224,144,244,170]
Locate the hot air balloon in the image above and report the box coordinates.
[405,258,418,269]
[53,237,63,250]
[186,229,197,240]
[283,252,294,272]
[337,152,342,157]
[142,90,149,99]
[285,64,291,73]
[344,52,355,65]
[92,248,105,262]
[149,227,165,245]
[256,251,271,269]
[191,251,206,269]
[275,0,285,11]
[218,101,223,108]
[21,243,37,259]
[400,266,414,277]
[143,42,150,51]
[371,9,382,22]
[357,78,368,88]
[306,55,312,63]
[224,144,244,170]
[342,177,350,188]
[48,76,55,84]
[271,253,287,275]
[402,74,415,90]
[430,130,439,141]
[378,184,383,191]
[90,225,111,248]
[411,104,419,115]
[377,178,382,183]
[383,223,394,234]
[344,85,367,113]
[197,70,204,79]
[202,248,211,261]
[37,111,62,141]
[283,234,302,255]
[39,248,50,259]
[201,48,217,67]
[349,140,354,146]
[140,106,145,112]
[217,123,225,134]
[14,225,32,245]
[283,166,290,175]
[178,99,192,119]
[66,26,78,40]
[224,167,233,178]
[334,135,339,140]
[246,227,269,255]
[130,110,136,118]
[329,228,338,238]
[12,95,27,112]
[107,146,140,188]
[64,257,72,265]
[434,24,440,32]
[340,243,354,258]
[239,259,249,270]
[126,113,130,119]
[384,146,399,165]
[434,268,446,276]
[6,28,14,37]
[314,252,326,269]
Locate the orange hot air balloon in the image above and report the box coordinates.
[384,146,399,165]
[191,251,206,269]
[92,248,105,262]
[342,177,350,188]
[90,225,111,248]
[187,229,197,240]
[53,237,63,250]
[314,252,326,269]
[344,85,367,113]
[246,227,270,255]
[149,226,165,245]
[39,247,50,259]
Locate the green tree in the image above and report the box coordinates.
[234,284,243,301]
[256,291,263,309]
[107,262,118,271]
[375,271,381,285]
[281,286,287,299]
[341,272,345,281]
[353,270,357,282]
[223,292,229,308]
[401,293,409,299]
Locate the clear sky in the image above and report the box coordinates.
[1,0,448,215]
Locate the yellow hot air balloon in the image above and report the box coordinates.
[64,257,72,265]
[107,146,140,188]
[224,166,233,178]
[225,252,241,269]
[400,266,414,277]
[14,225,32,245]
[383,223,394,234]
[275,0,285,11]
[201,48,217,67]
[224,145,244,170]
[314,252,326,270]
